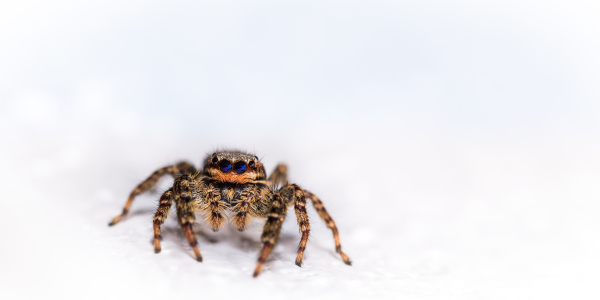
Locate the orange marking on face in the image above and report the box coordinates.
[215,172,253,184]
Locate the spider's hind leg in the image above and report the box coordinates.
[109,161,196,226]
[304,190,352,266]
[267,164,287,189]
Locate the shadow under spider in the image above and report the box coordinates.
[123,209,298,261]
[155,221,298,257]
[126,208,156,218]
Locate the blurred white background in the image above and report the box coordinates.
[1,1,599,299]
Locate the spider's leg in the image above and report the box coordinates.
[174,174,203,262]
[253,194,288,277]
[267,164,287,189]
[304,190,352,266]
[152,187,173,253]
[280,184,310,267]
[109,161,196,226]
[173,174,202,262]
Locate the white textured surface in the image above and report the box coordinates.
[2,130,599,300]
[1,1,599,299]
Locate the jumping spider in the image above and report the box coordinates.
[109,150,351,277]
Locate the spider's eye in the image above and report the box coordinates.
[212,156,218,163]
[248,160,255,167]
[233,161,247,174]
[219,160,232,172]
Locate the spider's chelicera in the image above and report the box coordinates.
[109,150,351,277]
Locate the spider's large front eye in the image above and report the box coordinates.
[219,160,232,173]
[233,161,247,174]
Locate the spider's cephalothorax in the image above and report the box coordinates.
[109,150,351,277]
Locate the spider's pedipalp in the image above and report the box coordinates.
[198,179,227,232]
[231,190,254,231]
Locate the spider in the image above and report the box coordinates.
[108,150,351,277]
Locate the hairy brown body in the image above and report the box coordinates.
[109,150,351,277]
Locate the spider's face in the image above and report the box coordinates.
[203,151,266,183]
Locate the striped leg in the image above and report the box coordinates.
[304,190,352,265]
[153,188,173,253]
[267,164,287,189]
[109,161,196,226]
[174,174,202,262]
[253,194,288,277]
[280,184,310,266]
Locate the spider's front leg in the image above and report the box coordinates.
[174,174,203,262]
[280,184,310,266]
[253,194,288,277]
[152,187,174,253]
[109,161,196,226]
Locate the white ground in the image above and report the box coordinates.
[1,1,599,299]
